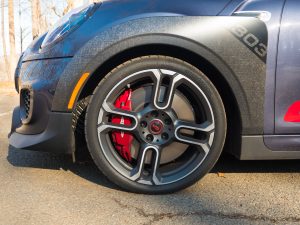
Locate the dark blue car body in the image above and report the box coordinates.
[9,0,300,160]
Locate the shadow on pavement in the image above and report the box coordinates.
[7,145,300,188]
[212,153,300,173]
[7,145,121,191]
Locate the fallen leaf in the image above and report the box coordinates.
[217,172,225,178]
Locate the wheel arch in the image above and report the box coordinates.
[76,40,243,156]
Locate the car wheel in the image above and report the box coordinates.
[85,56,226,194]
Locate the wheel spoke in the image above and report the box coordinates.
[97,101,138,133]
[97,122,135,133]
[129,145,161,185]
[129,145,151,181]
[151,147,162,185]
[150,69,184,110]
[174,120,215,154]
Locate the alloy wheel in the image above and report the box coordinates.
[97,69,215,186]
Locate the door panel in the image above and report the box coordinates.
[275,0,300,134]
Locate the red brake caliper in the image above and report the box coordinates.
[111,89,133,162]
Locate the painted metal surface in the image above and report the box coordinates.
[22,0,232,62]
[275,0,300,134]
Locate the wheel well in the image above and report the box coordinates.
[77,44,242,156]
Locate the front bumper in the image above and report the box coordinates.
[9,107,74,154]
[9,49,75,154]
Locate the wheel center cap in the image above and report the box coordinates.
[149,119,164,135]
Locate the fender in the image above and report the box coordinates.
[52,16,268,135]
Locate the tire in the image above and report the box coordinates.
[72,97,92,162]
[85,56,226,194]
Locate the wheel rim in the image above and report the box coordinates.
[97,69,215,185]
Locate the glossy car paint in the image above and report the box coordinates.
[262,0,300,152]
[275,0,300,134]
[9,0,300,159]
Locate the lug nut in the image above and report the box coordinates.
[146,134,154,142]
[161,133,169,140]
[140,121,147,128]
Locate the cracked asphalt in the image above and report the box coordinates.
[0,90,300,225]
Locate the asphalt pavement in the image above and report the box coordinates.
[0,89,300,225]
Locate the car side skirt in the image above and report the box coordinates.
[237,136,300,160]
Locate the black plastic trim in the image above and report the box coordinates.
[20,88,34,124]
[264,135,300,151]
[238,135,300,160]
[16,91,50,135]
[9,107,74,154]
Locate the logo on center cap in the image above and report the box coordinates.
[149,119,164,135]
